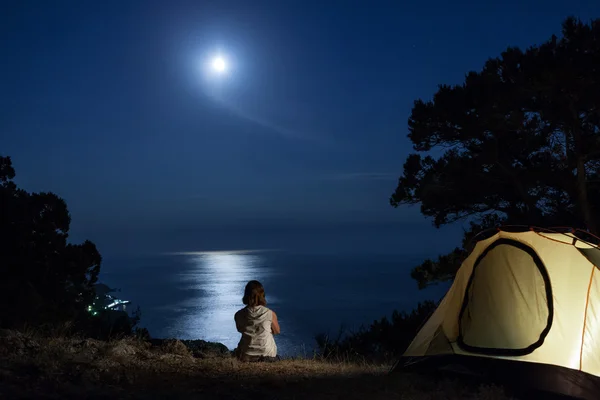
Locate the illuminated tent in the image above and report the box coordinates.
[393,228,600,399]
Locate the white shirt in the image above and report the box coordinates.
[234,305,277,358]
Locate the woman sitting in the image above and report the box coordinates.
[234,280,280,361]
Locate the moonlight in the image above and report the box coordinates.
[211,56,227,74]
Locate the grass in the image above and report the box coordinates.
[0,330,516,399]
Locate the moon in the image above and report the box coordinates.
[211,56,227,74]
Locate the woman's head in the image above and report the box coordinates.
[242,280,267,307]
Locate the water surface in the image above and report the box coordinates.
[100,250,447,356]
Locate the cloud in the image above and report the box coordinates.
[320,172,397,181]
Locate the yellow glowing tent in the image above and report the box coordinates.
[394,228,600,399]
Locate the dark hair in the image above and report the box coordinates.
[242,280,267,307]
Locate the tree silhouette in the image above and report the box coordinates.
[391,17,600,288]
[0,155,101,328]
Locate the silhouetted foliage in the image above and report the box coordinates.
[391,17,600,288]
[84,306,142,340]
[0,155,138,337]
[315,301,437,363]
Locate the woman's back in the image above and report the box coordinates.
[235,305,277,358]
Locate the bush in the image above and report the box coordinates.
[315,301,437,363]
[0,155,144,342]
[0,155,101,329]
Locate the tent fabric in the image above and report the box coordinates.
[458,240,551,354]
[400,230,600,390]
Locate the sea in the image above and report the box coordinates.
[99,250,449,357]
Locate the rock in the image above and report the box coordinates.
[180,339,231,359]
[107,342,136,357]
[148,338,230,359]
[159,339,191,357]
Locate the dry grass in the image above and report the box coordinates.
[0,330,516,399]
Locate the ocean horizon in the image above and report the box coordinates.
[99,249,449,356]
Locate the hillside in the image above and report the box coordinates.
[0,330,517,399]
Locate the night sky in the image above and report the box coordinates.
[2,1,600,256]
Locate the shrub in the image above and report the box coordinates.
[315,300,437,363]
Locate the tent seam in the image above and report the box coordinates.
[532,230,600,251]
[580,266,595,371]
[533,230,580,246]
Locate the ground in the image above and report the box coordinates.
[0,331,515,399]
